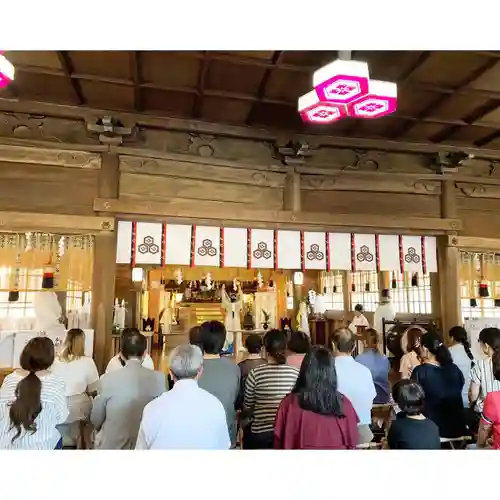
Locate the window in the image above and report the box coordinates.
[390,271,432,315]
[319,271,344,311]
[350,271,379,312]
[66,280,84,312]
[0,266,42,319]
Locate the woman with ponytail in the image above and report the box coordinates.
[469,327,500,431]
[0,337,68,449]
[243,329,299,449]
[449,326,475,408]
[411,331,467,438]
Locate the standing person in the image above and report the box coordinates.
[51,328,99,447]
[411,331,466,439]
[330,328,376,444]
[448,326,475,408]
[105,328,155,373]
[197,320,240,447]
[0,337,68,449]
[399,327,424,379]
[373,289,396,352]
[387,379,440,450]
[286,330,311,369]
[91,331,165,449]
[348,304,370,334]
[136,344,230,450]
[274,346,359,449]
[469,327,500,422]
[355,328,391,404]
[243,329,299,449]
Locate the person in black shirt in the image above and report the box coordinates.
[387,379,440,449]
[411,331,467,439]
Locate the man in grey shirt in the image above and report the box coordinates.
[197,321,240,447]
[91,331,166,449]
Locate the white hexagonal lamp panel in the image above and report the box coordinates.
[347,80,398,119]
[298,90,347,125]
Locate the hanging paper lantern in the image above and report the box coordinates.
[495,299,500,308]
[42,264,55,289]
[391,272,397,289]
[347,80,398,119]
[313,59,370,104]
[479,279,490,298]
[298,90,347,124]
[351,282,356,292]
[411,273,418,287]
[470,298,478,308]
[0,52,14,88]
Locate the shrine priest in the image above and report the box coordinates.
[373,289,396,352]
[348,304,370,334]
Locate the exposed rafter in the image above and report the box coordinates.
[192,51,210,119]
[57,51,85,105]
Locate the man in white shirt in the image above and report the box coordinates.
[331,328,376,445]
[105,328,155,374]
[373,289,396,353]
[135,343,230,450]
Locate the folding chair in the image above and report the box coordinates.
[440,436,472,450]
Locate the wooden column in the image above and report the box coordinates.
[439,180,461,337]
[283,170,301,212]
[92,152,119,372]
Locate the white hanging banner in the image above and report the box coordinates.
[222,227,248,268]
[116,221,133,264]
[194,226,221,267]
[250,229,275,269]
[353,233,377,271]
[165,224,192,266]
[424,236,438,273]
[401,235,423,272]
[277,230,301,270]
[304,232,327,270]
[328,232,351,270]
[378,235,400,271]
[134,222,163,265]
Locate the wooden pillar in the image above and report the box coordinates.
[439,180,461,337]
[283,170,301,212]
[92,152,120,372]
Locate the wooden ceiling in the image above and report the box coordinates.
[3,50,500,149]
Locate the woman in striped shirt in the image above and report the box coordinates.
[243,329,299,449]
[0,337,68,450]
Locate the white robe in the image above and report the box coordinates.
[348,313,370,334]
[221,288,242,350]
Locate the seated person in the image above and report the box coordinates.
[355,328,390,404]
[105,328,154,373]
[0,337,68,450]
[399,327,424,379]
[287,330,310,369]
[197,320,240,448]
[387,379,440,449]
[275,346,359,449]
[91,331,165,449]
[237,334,267,410]
[411,331,467,439]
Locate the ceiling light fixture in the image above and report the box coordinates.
[0,52,15,88]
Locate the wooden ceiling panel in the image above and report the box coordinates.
[221,51,275,60]
[265,69,310,102]
[356,51,424,81]
[201,96,253,123]
[445,126,498,144]
[4,51,62,70]
[78,80,134,110]
[142,88,194,117]
[251,102,302,128]
[280,51,337,67]
[206,60,266,94]
[141,53,200,88]
[431,93,490,121]
[409,51,490,86]
[68,51,131,80]
[402,123,448,141]
[352,116,408,137]
[467,61,500,92]
[476,105,500,124]
[395,87,441,116]
[13,71,77,104]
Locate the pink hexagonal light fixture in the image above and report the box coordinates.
[347,80,398,119]
[298,89,347,125]
[0,52,14,88]
[313,58,370,105]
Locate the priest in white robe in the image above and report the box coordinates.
[373,289,396,353]
[348,304,370,354]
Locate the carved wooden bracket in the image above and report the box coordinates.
[87,117,133,146]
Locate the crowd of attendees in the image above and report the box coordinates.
[1,319,500,450]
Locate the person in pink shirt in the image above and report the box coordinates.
[478,346,500,449]
[287,330,310,369]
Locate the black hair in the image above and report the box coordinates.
[449,326,474,365]
[392,379,425,416]
[479,327,500,381]
[329,328,355,354]
[10,337,55,442]
[264,329,287,364]
[121,331,147,359]
[420,331,453,367]
[199,320,226,354]
[245,334,263,354]
[354,304,364,313]
[189,325,203,350]
[287,330,311,355]
[292,346,344,417]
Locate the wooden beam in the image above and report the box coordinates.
[449,235,500,252]
[0,211,114,233]
[94,197,461,233]
[130,51,143,112]
[57,51,85,105]
[192,51,210,119]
